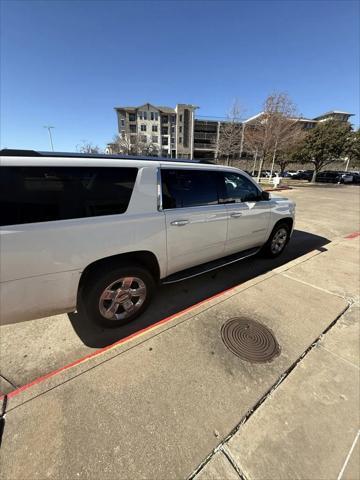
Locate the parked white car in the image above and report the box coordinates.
[0,150,295,327]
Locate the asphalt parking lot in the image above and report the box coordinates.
[0,184,359,394]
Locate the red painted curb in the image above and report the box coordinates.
[2,283,239,401]
[345,232,360,239]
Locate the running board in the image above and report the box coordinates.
[162,247,260,284]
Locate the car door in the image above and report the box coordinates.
[219,170,271,255]
[161,167,228,276]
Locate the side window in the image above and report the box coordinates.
[221,172,260,203]
[161,169,219,209]
[0,166,138,226]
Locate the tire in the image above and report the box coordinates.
[261,222,291,258]
[82,264,155,328]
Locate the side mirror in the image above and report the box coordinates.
[261,191,270,201]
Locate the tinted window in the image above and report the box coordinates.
[0,166,138,226]
[161,169,219,209]
[221,172,260,203]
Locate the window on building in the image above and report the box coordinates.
[0,167,138,226]
[129,113,136,122]
[162,126,168,135]
[171,115,176,123]
[152,136,158,143]
[162,137,169,145]
[162,115,168,123]
[171,137,175,144]
[121,119,125,126]
[179,126,182,133]
[140,135,147,143]
[130,135,137,144]
[152,125,158,132]
[220,172,260,203]
[171,126,175,133]
[179,137,182,144]
[161,169,219,209]
[150,112,154,121]
[154,112,159,121]
[141,124,147,132]
[179,114,183,122]
[130,125,137,133]
[143,111,147,120]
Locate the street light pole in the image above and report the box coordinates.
[44,126,55,151]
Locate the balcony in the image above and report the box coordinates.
[193,143,217,150]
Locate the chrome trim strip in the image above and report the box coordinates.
[157,167,163,211]
[161,248,260,284]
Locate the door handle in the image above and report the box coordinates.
[230,212,243,218]
[171,219,189,226]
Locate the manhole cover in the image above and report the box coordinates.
[221,318,280,363]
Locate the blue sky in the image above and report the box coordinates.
[1,0,359,152]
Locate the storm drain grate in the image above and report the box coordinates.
[221,317,280,363]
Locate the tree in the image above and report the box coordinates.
[293,120,353,181]
[345,129,360,170]
[274,125,306,175]
[216,100,243,165]
[244,92,301,181]
[109,133,159,156]
[77,141,102,154]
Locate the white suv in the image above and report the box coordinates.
[0,150,295,327]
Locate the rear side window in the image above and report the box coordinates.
[161,169,219,209]
[220,172,260,203]
[0,166,138,226]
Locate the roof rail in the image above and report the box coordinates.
[0,149,42,157]
[0,149,213,164]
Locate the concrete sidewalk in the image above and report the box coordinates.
[0,235,359,480]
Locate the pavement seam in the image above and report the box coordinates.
[187,302,351,479]
[337,429,360,480]
[0,394,8,448]
[280,272,346,299]
[220,445,249,480]
[318,344,360,370]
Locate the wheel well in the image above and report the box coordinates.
[78,251,161,293]
[274,217,293,234]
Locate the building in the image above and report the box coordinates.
[107,103,197,159]
[107,106,354,160]
[313,111,354,123]
[244,110,354,129]
[193,119,220,159]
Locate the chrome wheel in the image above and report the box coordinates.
[270,227,288,254]
[99,276,147,321]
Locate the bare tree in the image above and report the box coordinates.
[77,141,102,154]
[216,100,244,165]
[244,92,302,181]
[109,133,159,156]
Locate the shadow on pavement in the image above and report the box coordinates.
[68,229,330,348]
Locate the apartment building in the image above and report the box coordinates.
[107,107,354,160]
[107,103,197,158]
